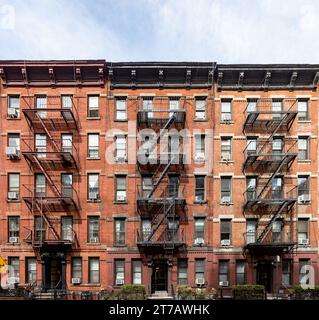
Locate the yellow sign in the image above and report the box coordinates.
[0,256,6,273]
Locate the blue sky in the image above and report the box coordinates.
[0,0,318,62]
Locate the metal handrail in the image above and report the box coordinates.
[243,98,298,114]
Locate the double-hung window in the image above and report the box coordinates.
[195,97,206,120]
[221,99,232,121]
[8,173,20,200]
[115,175,127,202]
[88,134,99,159]
[115,135,126,161]
[115,97,127,120]
[88,95,99,118]
[298,99,309,121]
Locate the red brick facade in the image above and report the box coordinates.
[0,61,318,296]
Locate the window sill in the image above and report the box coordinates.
[298,120,311,123]
[193,243,206,247]
[7,199,21,203]
[194,119,208,122]
[87,157,101,160]
[298,160,311,163]
[86,117,101,120]
[114,119,128,122]
[220,121,234,124]
[6,117,21,120]
[86,242,101,245]
[220,202,234,206]
[7,242,21,245]
[113,244,127,247]
[87,199,101,203]
[7,157,21,160]
[85,283,101,287]
[298,201,311,205]
[194,200,207,204]
[114,201,128,204]
[219,160,234,164]
[219,245,233,248]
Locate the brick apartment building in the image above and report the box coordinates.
[0,60,318,297]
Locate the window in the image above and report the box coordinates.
[195,97,206,120]
[114,219,125,245]
[169,96,180,118]
[8,173,20,200]
[220,219,231,244]
[247,98,257,112]
[142,97,153,117]
[298,137,309,160]
[219,260,229,284]
[282,259,292,287]
[246,176,257,200]
[8,257,19,282]
[88,257,100,284]
[8,216,19,241]
[88,217,99,243]
[298,218,309,243]
[272,176,283,199]
[246,137,257,156]
[61,134,72,154]
[221,99,232,121]
[88,134,99,159]
[35,174,46,197]
[195,259,205,282]
[194,134,205,160]
[71,257,82,282]
[132,260,142,285]
[298,175,310,197]
[272,219,283,242]
[7,133,20,156]
[34,216,46,241]
[61,216,73,241]
[299,259,310,285]
[141,219,152,241]
[221,137,232,161]
[142,176,153,198]
[26,258,37,283]
[178,259,188,285]
[168,175,180,198]
[272,99,283,119]
[221,177,232,203]
[298,99,309,121]
[61,173,72,197]
[61,95,73,109]
[195,175,206,202]
[246,219,257,244]
[115,260,125,285]
[115,135,127,161]
[88,173,99,199]
[194,218,205,243]
[115,175,127,202]
[35,95,47,118]
[88,95,99,118]
[273,137,283,161]
[115,97,127,120]
[8,95,20,117]
[35,133,46,158]
[236,261,246,285]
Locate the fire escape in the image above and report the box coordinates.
[136,96,187,253]
[22,95,79,249]
[242,98,298,255]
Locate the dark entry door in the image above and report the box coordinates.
[44,258,62,290]
[151,262,168,293]
[257,261,272,293]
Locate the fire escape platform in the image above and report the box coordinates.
[137,197,186,208]
[23,152,78,170]
[23,196,79,213]
[138,154,185,173]
[244,153,297,170]
[23,109,78,131]
[244,241,296,255]
[244,198,297,211]
[137,111,186,126]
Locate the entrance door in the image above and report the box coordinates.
[151,262,168,293]
[257,261,273,293]
[44,258,62,290]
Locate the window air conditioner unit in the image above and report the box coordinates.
[219,281,229,287]
[195,152,205,161]
[71,277,81,284]
[221,114,231,122]
[221,196,231,204]
[298,238,309,245]
[115,156,126,162]
[90,237,99,243]
[116,279,124,286]
[195,278,205,286]
[9,237,19,243]
[221,153,231,161]
[221,239,231,246]
[298,194,311,203]
[8,191,18,200]
[195,238,205,245]
[196,113,206,120]
[89,192,98,200]
[195,196,204,202]
[6,147,20,158]
[8,108,18,118]
[117,195,126,202]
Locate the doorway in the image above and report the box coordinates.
[43,257,63,290]
[151,261,168,293]
[256,261,273,293]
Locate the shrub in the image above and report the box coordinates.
[116,285,146,300]
[176,286,217,300]
[289,286,319,300]
[232,285,265,300]
[176,286,195,300]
